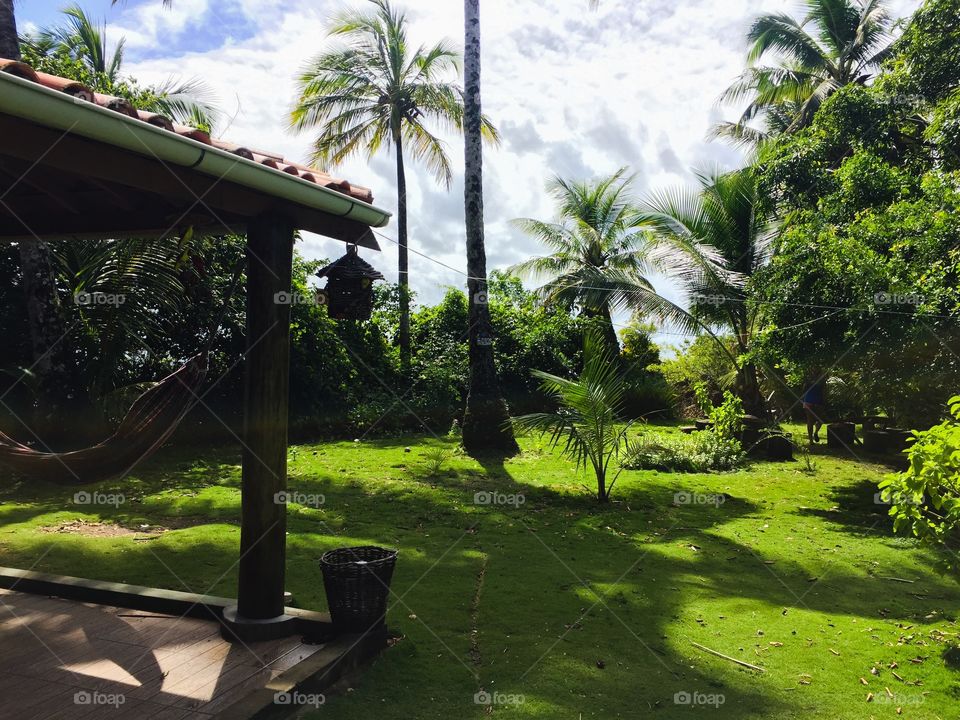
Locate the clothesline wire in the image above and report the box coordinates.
[365,228,959,323]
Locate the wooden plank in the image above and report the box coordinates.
[193,642,324,714]
[0,572,335,639]
[0,567,236,620]
[0,590,379,719]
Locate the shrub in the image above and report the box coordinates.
[879,394,960,571]
[709,392,744,442]
[659,335,736,416]
[623,431,746,473]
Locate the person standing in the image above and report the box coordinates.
[802,375,827,444]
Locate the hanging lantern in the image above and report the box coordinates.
[315,244,385,320]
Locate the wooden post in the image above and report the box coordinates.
[237,212,294,620]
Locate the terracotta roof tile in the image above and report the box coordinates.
[0,58,376,205]
[171,123,212,145]
[35,71,95,102]
[136,110,174,131]
[0,60,38,83]
[94,93,139,119]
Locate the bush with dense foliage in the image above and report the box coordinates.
[879,394,960,571]
[658,335,737,415]
[623,430,745,473]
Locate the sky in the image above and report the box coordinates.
[17,0,924,345]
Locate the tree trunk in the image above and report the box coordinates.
[395,130,411,370]
[0,0,18,60]
[736,362,765,418]
[583,303,620,359]
[461,0,518,457]
[18,239,75,434]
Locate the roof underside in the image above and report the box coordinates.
[0,61,390,249]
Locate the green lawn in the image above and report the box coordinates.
[0,425,957,719]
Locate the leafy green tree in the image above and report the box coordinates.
[487,272,585,413]
[715,0,896,146]
[659,334,739,416]
[513,331,634,502]
[751,29,960,426]
[887,0,960,104]
[290,0,498,368]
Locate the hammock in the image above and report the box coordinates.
[0,251,247,486]
[0,355,207,485]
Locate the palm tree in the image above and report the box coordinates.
[513,330,633,502]
[56,235,200,402]
[714,0,895,146]
[511,169,694,358]
[40,4,124,83]
[291,0,498,369]
[638,168,773,414]
[26,6,218,129]
[461,0,517,456]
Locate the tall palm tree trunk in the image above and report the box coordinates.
[0,0,17,59]
[582,304,620,359]
[394,129,411,370]
[461,0,517,456]
[0,6,75,430]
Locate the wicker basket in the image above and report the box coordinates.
[320,546,398,633]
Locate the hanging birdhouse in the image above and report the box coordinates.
[315,244,385,320]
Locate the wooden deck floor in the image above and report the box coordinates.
[0,588,326,719]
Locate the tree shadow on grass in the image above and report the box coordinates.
[793,477,895,538]
[3,439,960,718]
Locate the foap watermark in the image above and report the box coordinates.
[691,293,729,307]
[273,290,327,306]
[674,690,725,708]
[473,290,489,305]
[74,291,125,307]
[874,691,925,706]
[274,490,325,508]
[73,490,125,507]
[874,489,924,507]
[673,491,726,507]
[474,690,525,707]
[881,93,926,110]
[874,291,923,307]
[74,691,125,708]
[474,490,525,508]
[273,691,325,708]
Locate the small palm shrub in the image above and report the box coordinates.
[513,332,633,502]
[622,431,745,473]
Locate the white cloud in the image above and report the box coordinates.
[99,0,922,331]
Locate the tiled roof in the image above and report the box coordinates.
[0,58,374,205]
